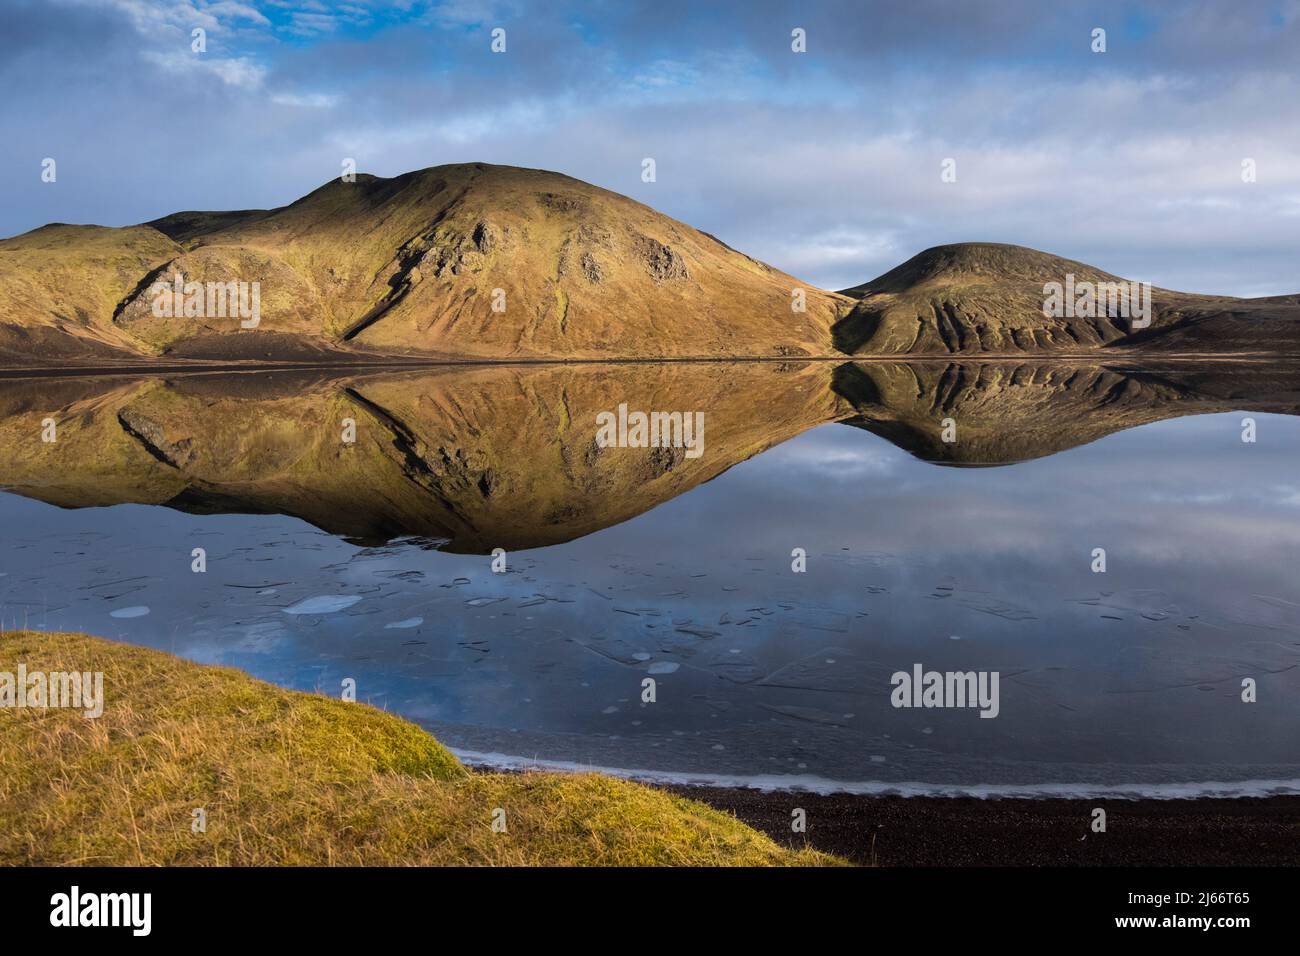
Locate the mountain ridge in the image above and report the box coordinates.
[2,165,1297,366]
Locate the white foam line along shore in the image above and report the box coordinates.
[451,749,1300,800]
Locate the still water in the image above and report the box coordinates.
[1,361,1298,795]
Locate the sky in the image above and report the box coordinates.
[2,0,1298,295]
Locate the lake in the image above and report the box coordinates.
[1,360,1298,796]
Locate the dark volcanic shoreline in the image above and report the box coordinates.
[660,784,1300,866]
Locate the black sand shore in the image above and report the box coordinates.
[662,785,1300,866]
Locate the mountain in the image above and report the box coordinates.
[833,242,1300,357]
[3,169,1298,365]
[0,164,846,366]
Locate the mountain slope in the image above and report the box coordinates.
[0,224,186,364]
[0,164,847,365]
[834,242,1300,357]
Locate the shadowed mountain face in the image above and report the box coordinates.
[3,168,1298,366]
[1,360,1297,550]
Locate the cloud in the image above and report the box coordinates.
[270,90,341,107]
[2,0,1298,296]
[143,50,268,88]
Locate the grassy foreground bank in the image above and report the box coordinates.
[0,630,838,866]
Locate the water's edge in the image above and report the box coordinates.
[454,750,1300,800]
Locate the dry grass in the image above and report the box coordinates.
[0,630,841,867]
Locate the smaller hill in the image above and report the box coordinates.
[834,242,1300,356]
